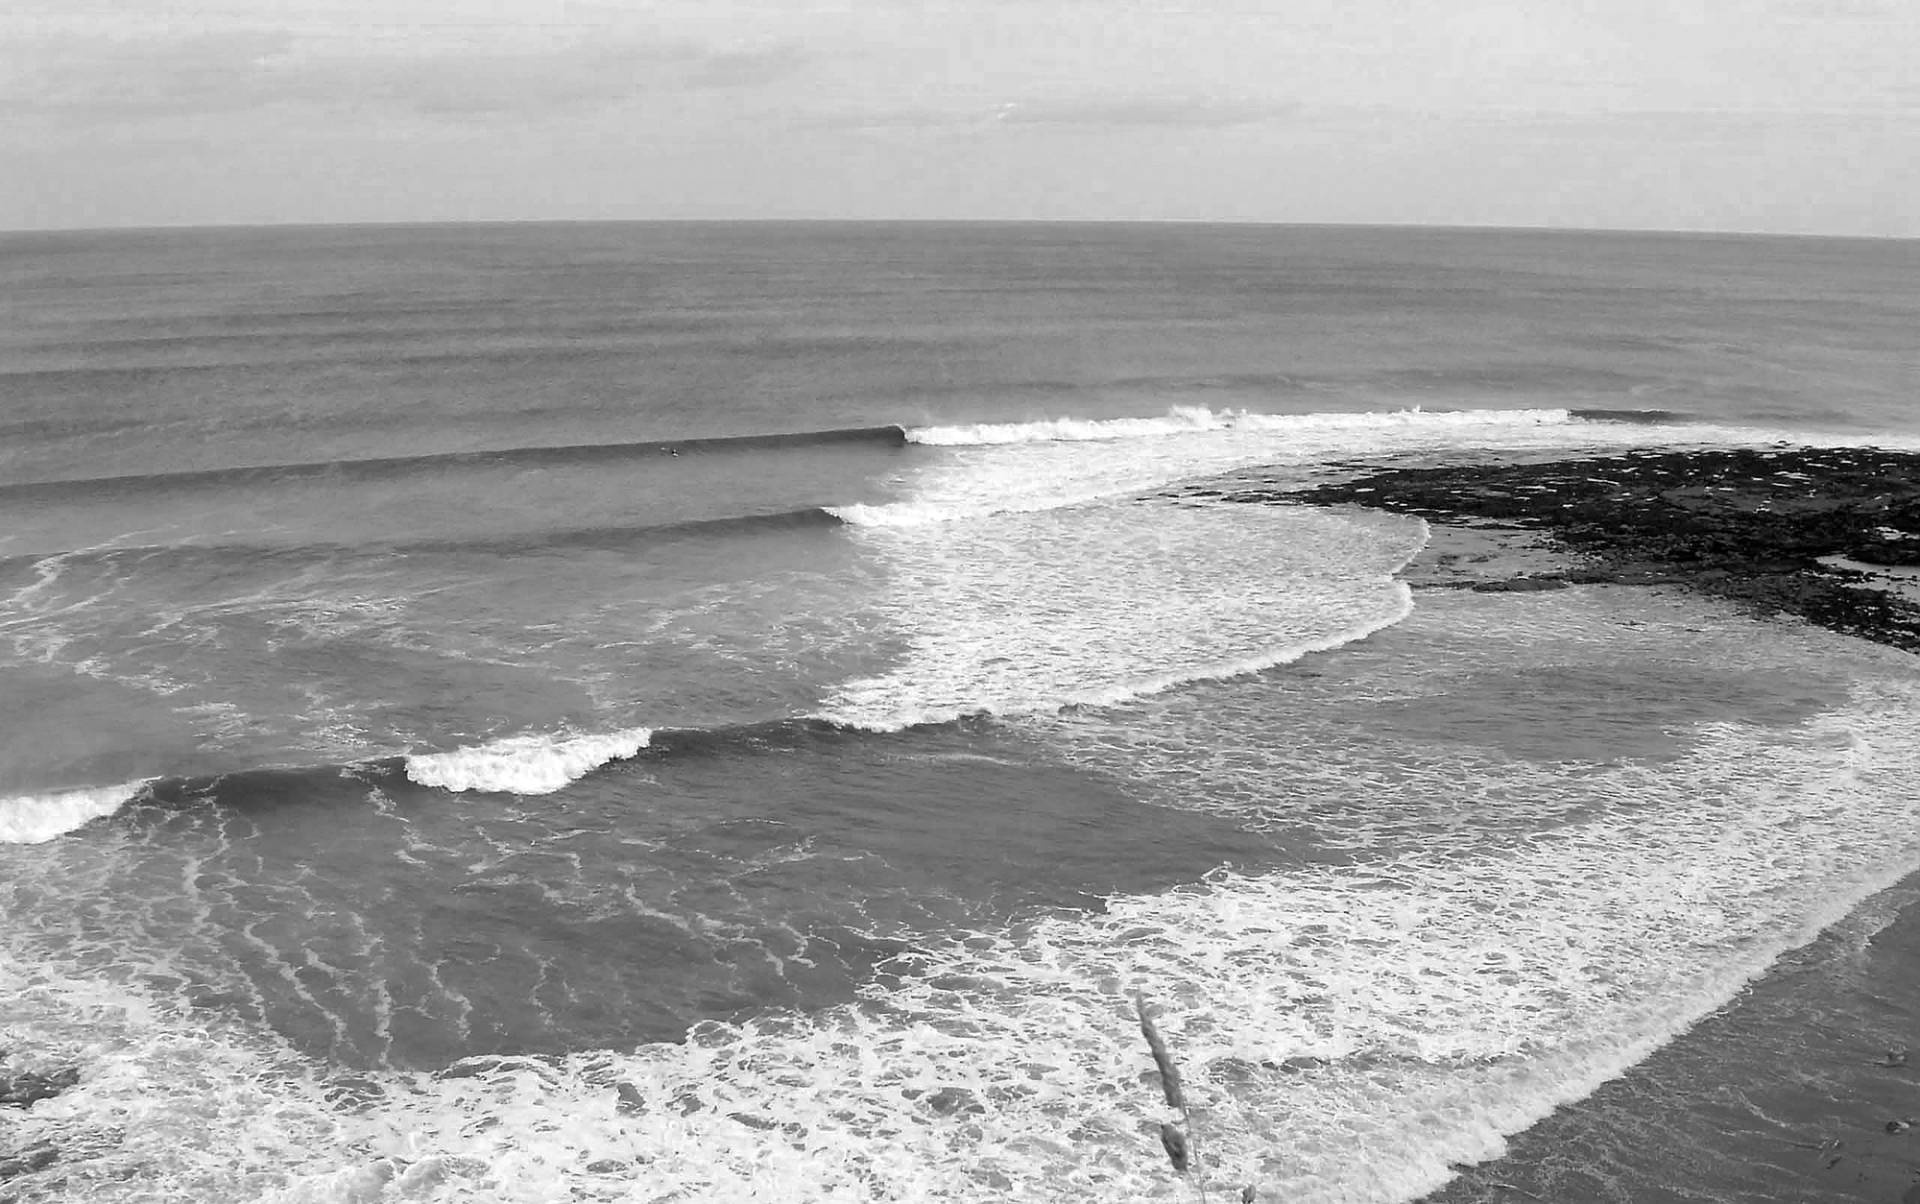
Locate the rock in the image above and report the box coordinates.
[923,1086,983,1116]
[0,1067,79,1109]
[613,1080,647,1115]
[1470,576,1569,593]
[0,1141,58,1181]
[1237,446,1920,652]
[1848,539,1920,567]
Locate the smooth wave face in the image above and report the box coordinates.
[0,425,908,503]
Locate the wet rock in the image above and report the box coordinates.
[1249,446,1920,651]
[1470,576,1570,593]
[0,1067,79,1109]
[923,1086,984,1116]
[0,1141,58,1181]
[613,1080,647,1115]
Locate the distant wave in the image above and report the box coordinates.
[0,426,909,504]
[0,781,151,845]
[825,501,984,528]
[905,404,1584,446]
[6,406,1907,506]
[837,406,1670,529]
[0,508,846,575]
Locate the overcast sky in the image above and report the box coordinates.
[3,0,1915,234]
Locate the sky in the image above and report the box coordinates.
[1,0,1915,235]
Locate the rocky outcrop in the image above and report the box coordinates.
[1198,445,1920,651]
[0,1141,58,1182]
[1,1066,78,1110]
[1,1055,80,1186]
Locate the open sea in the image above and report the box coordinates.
[1,222,1917,1202]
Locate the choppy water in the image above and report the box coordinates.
[1,222,1917,1202]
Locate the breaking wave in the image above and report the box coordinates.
[402,728,656,796]
[0,781,150,845]
[908,404,1583,446]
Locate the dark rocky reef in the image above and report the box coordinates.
[1205,445,1920,651]
[1,1066,78,1111]
[1,1055,80,1187]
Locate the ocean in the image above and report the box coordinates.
[1,222,1916,1202]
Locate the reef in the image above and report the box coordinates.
[1,1066,78,1111]
[1,1055,80,1186]
[1195,445,1920,651]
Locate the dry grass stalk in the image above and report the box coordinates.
[1138,995,1185,1110]
[1135,993,1209,1202]
[1160,1123,1191,1171]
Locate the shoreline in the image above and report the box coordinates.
[1214,443,1920,1200]
[1420,870,1920,1203]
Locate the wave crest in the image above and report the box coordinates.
[0,781,149,844]
[403,728,654,796]
[906,404,1580,446]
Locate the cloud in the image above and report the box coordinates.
[814,94,1296,133]
[0,30,809,122]
[1773,0,1909,19]
[996,96,1297,128]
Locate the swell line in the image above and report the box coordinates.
[0,426,909,503]
[0,507,846,575]
[0,593,1420,846]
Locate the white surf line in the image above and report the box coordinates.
[402,727,655,795]
[0,780,152,844]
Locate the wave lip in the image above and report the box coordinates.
[0,781,150,844]
[906,404,1581,446]
[403,728,654,796]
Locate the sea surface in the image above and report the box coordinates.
[1,222,1916,1202]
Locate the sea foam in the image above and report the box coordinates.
[906,403,1578,445]
[403,728,653,795]
[821,501,1428,731]
[3,602,1918,1203]
[0,781,148,844]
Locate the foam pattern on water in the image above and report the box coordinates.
[7,598,1920,1203]
[820,500,1427,730]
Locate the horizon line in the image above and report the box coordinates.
[1,216,1912,243]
